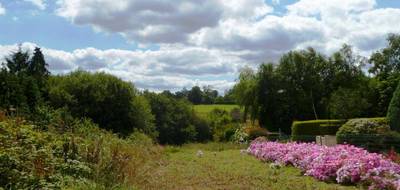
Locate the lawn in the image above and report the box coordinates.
[139,143,357,190]
[193,104,240,118]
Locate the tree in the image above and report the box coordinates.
[369,34,400,79]
[369,34,400,115]
[5,46,30,74]
[0,47,47,112]
[202,85,218,104]
[328,88,369,119]
[28,47,49,77]
[144,92,198,144]
[188,86,203,104]
[387,81,400,132]
[48,71,156,136]
[232,66,258,122]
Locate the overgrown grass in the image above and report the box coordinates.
[140,143,358,190]
[0,117,163,189]
[193,104,240,118]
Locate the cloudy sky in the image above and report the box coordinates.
[1,0,400,92]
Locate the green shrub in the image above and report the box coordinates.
[48,71,156,136]
[336,118,400,152]
[387,81,400,132]
[291,120,346,142]
[0,116,163,189]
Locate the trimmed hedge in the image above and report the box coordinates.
[291,120,346,142]
[336,118,400,152]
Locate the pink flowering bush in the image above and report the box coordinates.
[247,141,400,189]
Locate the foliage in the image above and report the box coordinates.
[192,114,213,142]
[232,126,249,143]
[207,108,238,141]
[336,118,400,152]
[174,86,234,104]
[187,86,203,104]
[291,120,346,142]
[233,45,366,134]
[387,81,400,132]
[248,141,400,189]
[232,66,258,122]
[48,71,155,136]
[0,116,162,189]
[369,34,400,115]
[328,88,369,119]
[144,92,199,144]
[0,47,49,113]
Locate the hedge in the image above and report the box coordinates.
[336,118,400,152]
[291,120,346,142]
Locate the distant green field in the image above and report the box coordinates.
[194,104,240,118]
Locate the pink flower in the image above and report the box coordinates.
[248,141,400,189]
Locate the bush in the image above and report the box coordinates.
[336,118,400,152]
[387,81,400,132]
[0,116,163,189]
[144,92,197,145]
[291,120,346,142]
[192,115,213,142]
[48,71,155,136]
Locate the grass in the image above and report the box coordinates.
[139,143,359,190]
[193,104,240,118]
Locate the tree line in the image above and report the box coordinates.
[232,34,400,134]
[0,47,235,145]
[160,85,235,105]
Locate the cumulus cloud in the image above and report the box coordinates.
[23,0,46,10]
[56,0,224,43]
[191,0,400,61]
[0,42,240,92]
[4,0,400,92]
[0,3,6,15]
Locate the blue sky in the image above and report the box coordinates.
[1,0,400,92]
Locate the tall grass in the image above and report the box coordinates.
[0,115,163,189]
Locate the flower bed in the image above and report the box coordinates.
[247,141,400,189]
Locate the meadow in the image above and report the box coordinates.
[139,143,357,190]
[193,104,240,118]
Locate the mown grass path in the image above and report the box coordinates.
[139,143,358,190]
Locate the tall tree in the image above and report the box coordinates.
[6,46,30,74]
[188,86,203,104]
[29,47,49,77]
[369,34,400,115]
[232,66,258,122]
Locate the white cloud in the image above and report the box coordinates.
[286,0,376,17]
[0,42,240,92]
[56,0,224,44]
[23,0,46,10]
[0,3,6,15]
[3,0,398,92]
[55,0,400,63]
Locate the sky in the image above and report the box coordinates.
[1,0,400,93]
